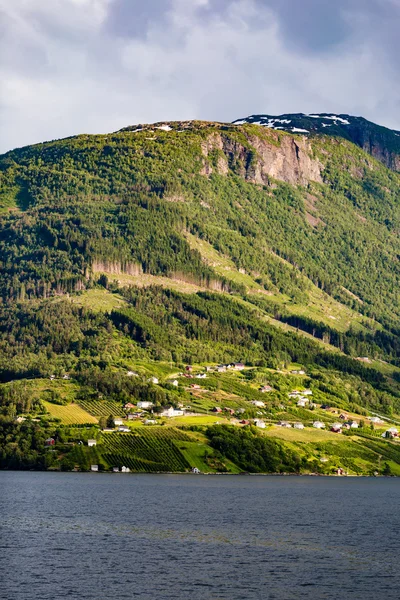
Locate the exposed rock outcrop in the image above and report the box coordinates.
[201,130,323,186]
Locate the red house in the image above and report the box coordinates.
[45,438,55,446]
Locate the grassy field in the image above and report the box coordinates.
[265,425,345,443]
[42,401,98,425]
[69,288,127,312]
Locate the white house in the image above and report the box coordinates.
[87,439,97,447]
[137,401,154,410]
[252,400,265,408]
[121,466,130,473]
[171,380,179,387]
[370,416,384,424]
[288,391,301,398]
[118,426,130,432]
[90,465,98,472]
[260,385,273,393]
[234,363,245,371]
[254,419,266,429]
[382,427,399,438]
[313,421,325,429]
[144,419,157,425]
[277,421,292,428]
[113,467,119,473]
[294,422,304,430]
[196,373,207,379]
[350,421,359,429]
[302,389,313,396]
[161,407,184,418]
[297,399,307,407]
[114,418,124,426]
[148,377,159,384]
[127,371,138,377]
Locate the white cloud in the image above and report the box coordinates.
[0,0,399,153]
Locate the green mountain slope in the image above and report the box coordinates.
[1,118,400,474]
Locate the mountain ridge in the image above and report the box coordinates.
[233,113,400,171]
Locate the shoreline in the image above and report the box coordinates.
[0,469,395,478]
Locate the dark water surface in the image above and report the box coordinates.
[0,473,399,599]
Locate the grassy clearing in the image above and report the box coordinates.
[95,271,206,294]
[167,415,230,426]
[184,232,264,290]
[42,401,98,425]
[69,288,127,312]
[265,425,345,443]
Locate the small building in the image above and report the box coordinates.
[90,465,98,472]
[160,407,184,418]
[240,419,250,425]
[196,373,207,379]
[190,384,201,390]
[297,399,307,407]
[113,467,119,473]
[313,421,325,429]
[294,422,304,430]
[63,374,70,380]
[126,371,138,377]
[124,403,136,410]
[260,385,273,393]
[223,407,235,415]
[277,421,292,428]
[339,413,347,420]
[121,466,130,473]
[149,376,159,384]
[185,365,193,372]
[254,419,266,429]
[45,438,55,446]
[320,404,330,410]
[114,418,124,426]
[217,366,227,373]
[302,389,313,396]
[370,416,384,424]
[330,423,342,433]
[252,400,265,408]
[137,401,154,410]
[118,426,130,432]
[206,366,213,372]
[212,407,222,413]
[87,439,97,447]
[144,419,157,425]
[191,467,200,474]
[171,380,179,387]
[382,427,399,439]
[349,421,359,429]
[234,363,245,371]
[288,391,301,398]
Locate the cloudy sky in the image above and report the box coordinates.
[1,0,399,153]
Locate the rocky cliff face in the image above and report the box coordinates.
[233,113,400,172]
[201,130,323,186]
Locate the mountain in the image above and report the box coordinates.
[1,117,400,475]
[233,113,400,171]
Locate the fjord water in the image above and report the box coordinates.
[1,473,399,600]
